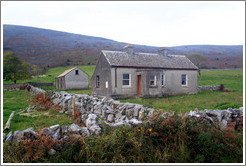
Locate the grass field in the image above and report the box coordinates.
[3,90,73,133]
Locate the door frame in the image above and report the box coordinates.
[137,75,142,95]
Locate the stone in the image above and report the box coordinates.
[13,130,24,141]
[5,131,13,142]
[188,111,200,118]
[120,107,126,115]
[68,123,82,134]
[3,133,6,142]
[86,114,97,128]
[23,127,36,139]
[81,127,90,137]
[52,128,61,140]
[118,115,126,122]
[41,127,54,136]
[107,114,114,123]
[48,148,56,155]
[126,109,134,118]
[49,124,60,131]
[115,113,122,120]
[129,118,142,125]
[88,125,101,135]
[133,107,140,117]
[102,110,106,118]
[61,126,69,135]
[94,109,102,115]
[106,107,115,114]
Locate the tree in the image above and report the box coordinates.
[3,51,30,83]
[187,53,206,83]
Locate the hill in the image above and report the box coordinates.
[3,24,243,70]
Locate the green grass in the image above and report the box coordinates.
[3,90,73,133]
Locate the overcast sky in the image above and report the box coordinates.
[1,1,245,47]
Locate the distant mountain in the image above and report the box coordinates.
[3,24,243,70]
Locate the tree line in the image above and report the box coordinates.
[3,51,41,84]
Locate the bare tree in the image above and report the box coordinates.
[187,53,206,83]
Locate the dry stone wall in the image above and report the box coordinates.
[3,85,243,144]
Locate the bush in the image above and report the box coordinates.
[3,115,243,163]
[213,102,242,110]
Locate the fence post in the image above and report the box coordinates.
[72,97,75,118]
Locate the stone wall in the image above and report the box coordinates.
[197,85,221,91]
[3,82,53,91]
[3,85,242,144]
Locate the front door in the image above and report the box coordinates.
[137,75,141,95]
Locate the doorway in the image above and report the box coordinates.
[137,75,141,95]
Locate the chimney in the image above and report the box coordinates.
[124,44,134,56]
[158,47,168,57]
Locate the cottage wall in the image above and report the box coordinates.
[91,54,112,97]
[161,70,198,95]
[111,68,138,98]
[109,68,197,98]
[64,68,89,90]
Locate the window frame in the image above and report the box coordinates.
[181,74,188,86]
[122,73,131,87]
[161,74,165,86]
[149,75,157,87]
[96,75,100,88]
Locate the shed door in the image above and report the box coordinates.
[137,75,141,95]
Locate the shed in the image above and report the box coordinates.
[56,67,89,90]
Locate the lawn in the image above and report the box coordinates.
[3,90,73,133]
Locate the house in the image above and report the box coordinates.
[91,45,198,98]
[56,67,89,90]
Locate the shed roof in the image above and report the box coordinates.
[57,67,78,78]
[101,50,198,70]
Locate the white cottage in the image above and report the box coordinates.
[56,67,89,90]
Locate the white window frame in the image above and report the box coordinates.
[122,73,131,87]
[149,75,157,86]
[181,74,188,86]
[161,74,165,86]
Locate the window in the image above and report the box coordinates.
[96,75,100,88]
[181,74,187,86]
[161,74,165,86]
[105,81,108,88]
[122,74,131,87]
[150,75,156,86]
[75,70,79,75]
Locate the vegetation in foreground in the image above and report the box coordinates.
[3,90,73,133]
[3,114,243,163]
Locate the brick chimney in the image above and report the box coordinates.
[124,44,134,56]
[158,47,168,57]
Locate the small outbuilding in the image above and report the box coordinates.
[56,67,89,90]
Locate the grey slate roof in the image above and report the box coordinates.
[102,50,198,70]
